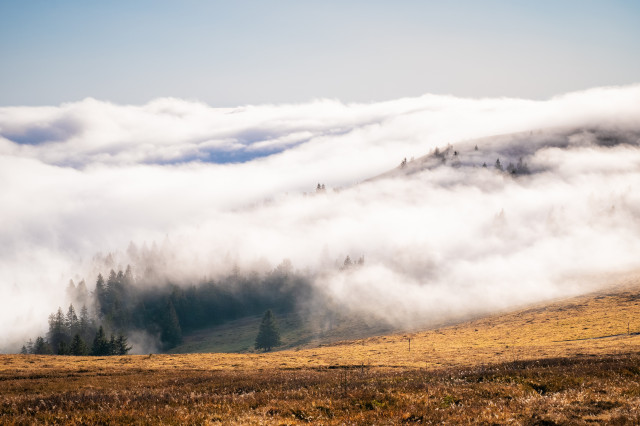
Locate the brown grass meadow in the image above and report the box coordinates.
[2,277,640,424]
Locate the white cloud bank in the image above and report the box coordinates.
[1,85,640,351]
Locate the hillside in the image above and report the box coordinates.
[168,272,640,364]
[9,275,640,370]
[368,127,640,183]
[169,310,400,354]
[2,278,640,423]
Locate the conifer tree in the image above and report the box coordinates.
[95,273,106,316]
[66,279,76,301]
[79,305,94,344]
[114,333,132,355]
[109,334,117,355]
[25,339,34,354]
[75,279,89,305]
[33,336,53,354]
[161,300,182,348]
[57,341,69,355]
[48,307,68,352]
[70,333,89,356]
[91,326,110,356]
[124,265,135,286]
[66,304,79,336]
[254,309,281,352]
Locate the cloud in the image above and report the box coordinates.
[1,84,640,351]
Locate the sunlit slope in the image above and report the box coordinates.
[294,277,640,370]
[2,280,640,425]
[3,277,639,373]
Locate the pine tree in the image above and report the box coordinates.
[124,265,135,286]
[161,300,182,348]
[25,338,34,354]
[95,273,106,316]
[66,279,76,301]
[70,334,89,356]
[254,310,281,352]
[516,157,529,174]
[57,341,69,355]
[75,279,89,305]
[66,304,79,336]
[108,334,116,355]
[106,269,118,307]
[48,307,68,352]
[91,326,110,356]
[114,334,132,355]
[33,336,53,354]
[79,305,94,344]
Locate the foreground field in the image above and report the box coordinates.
[2,279,640,424]
[2,354,640,424]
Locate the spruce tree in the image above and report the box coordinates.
[91,326,110,356]
[66,304,79,336]
[254,310,281,352]
[66,279,76,301]
[115,334,132,355]
[95,273,106,316]
[79,305,94,344]
[70,334,89,356]
[108,334,117,355]
[33,336,53,354]
[48,307,68,352]
[161,300,182,349]
[25,339,34,354]
[57,341,69,355]
[76,279,89,305]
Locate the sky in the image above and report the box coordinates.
[1,0,640,106]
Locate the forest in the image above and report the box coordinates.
[22,259,318,355]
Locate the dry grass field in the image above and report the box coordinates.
[2,278,640,424]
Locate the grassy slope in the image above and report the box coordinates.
[3,278,640,371]
[167,276,640,368]
[170,311,396,354]
[2,278,640,424]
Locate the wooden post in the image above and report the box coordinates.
[408,338,411,352]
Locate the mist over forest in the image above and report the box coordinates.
[2,84,640,353]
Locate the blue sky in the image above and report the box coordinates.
[1,0,639,106]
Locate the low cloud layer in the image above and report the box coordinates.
[2,85,640,351]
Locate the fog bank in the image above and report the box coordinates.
[2,85,640,351]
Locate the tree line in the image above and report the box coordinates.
[21,304,130,356]
[22,260,315,355]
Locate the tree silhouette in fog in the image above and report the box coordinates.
[255,310,281,352]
